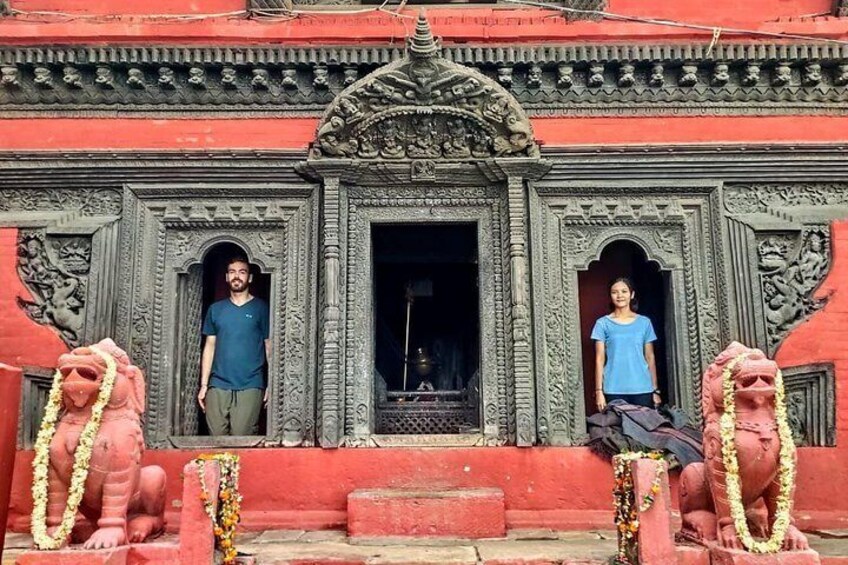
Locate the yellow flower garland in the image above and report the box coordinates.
[196,453,242,565]
[31,345,118,550]
[719,352,796,553]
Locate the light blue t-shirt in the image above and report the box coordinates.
[590,314,657,394]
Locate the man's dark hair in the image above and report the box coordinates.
[226,255,250,270]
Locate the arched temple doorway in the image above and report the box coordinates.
[578,240,669,415]
[192,242,272,436]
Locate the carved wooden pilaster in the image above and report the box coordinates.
[319,176,343,447]
[177,265,203,436]
[506,175,535,446]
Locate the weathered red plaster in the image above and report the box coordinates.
[9,0,832,21]
[0,364,22,563]
[775,221,848,523]
[4,117,848,152]
[632,459,675,565]
[0,119,318,151]
[178,461,218,565]
[347,488,506,539]
[1,5,846,45]
[0,228,69,368]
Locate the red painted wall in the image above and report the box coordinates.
[0,229,69,368]
[2,3,845,45]
[5,116,848,151]
[775,221,848,523]
[10,0,832,21]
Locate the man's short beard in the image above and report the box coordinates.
[229,280,247,291]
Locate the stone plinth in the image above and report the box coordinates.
[15,460,216,565]
[0,364,22,562]
[178,460,221,565]
[347,488,506,539]
[677,543,711,565]
[708,544,821,565]
[632,458,676,565]
[16,546,130,565]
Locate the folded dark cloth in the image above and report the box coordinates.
[586,400,704,467]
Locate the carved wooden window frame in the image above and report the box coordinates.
[336,184,513,447]
[115,183,318,448]
[529,181,730,444]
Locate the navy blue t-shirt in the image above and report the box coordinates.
[202,297,269,391]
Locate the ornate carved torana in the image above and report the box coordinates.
[309,14,538,161]
[304,13,543,447]
[757,228,829,350]
[6,188,122,347]
[3,43,848,116]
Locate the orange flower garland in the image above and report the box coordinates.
[196,453,242,565]
[612,451,665,565]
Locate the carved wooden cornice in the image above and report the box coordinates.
[247,0,605,18]
[1,42,847,116]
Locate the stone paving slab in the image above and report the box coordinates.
[239,541,479,565]
[251,530,307,544]
[475,539,616,564]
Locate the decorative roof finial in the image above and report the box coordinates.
[408,10,439,59]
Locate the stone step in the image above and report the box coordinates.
[347,489,506,540]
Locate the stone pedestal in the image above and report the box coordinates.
[16,547,130,565]
[347,488,506,539]
[707,544,821,565]
[0,364,22,563]
[15,460,218,565]
[178,460,221,565]
[632,458,676,565]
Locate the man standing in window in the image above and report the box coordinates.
[198,255,270,435]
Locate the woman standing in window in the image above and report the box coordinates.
[592,277,660,411]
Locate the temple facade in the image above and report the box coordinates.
[2,0,848,532]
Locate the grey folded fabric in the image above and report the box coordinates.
[586,399,704,468]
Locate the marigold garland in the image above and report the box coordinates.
[720,352,796,553]
[612,451,665,565]
[196,453,242,565]
[30,345,118,550]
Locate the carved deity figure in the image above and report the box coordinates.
[773,63,792,87]
[711,63,730,87]
[63,67,83,89]
[44,339,166,548]
[679,342,808,551]
[649,63,665,87]
[556,64,574,89]
[17,235,85,345]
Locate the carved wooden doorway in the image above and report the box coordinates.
[174,242,271,438]
[372,223,481,435]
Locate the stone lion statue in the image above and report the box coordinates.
[679,342,808,551]
[46,338,166,549]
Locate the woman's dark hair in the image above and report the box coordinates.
[608,276,639,312]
